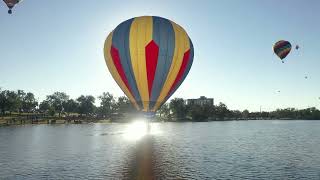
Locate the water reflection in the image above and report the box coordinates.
[123,135,156,179]
[122,121,162,179]
[0,121,320,179]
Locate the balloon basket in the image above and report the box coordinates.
[143,112,156,120]
[140,112,155,133]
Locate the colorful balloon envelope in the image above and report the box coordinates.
[104,16,194,112]
[273,40,292,61]
[3,0,20,14]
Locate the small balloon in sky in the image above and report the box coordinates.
[3,0,21,14]
[273,40,292,63]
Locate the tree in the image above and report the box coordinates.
[169,98,187,120]
[158,103,170,120]
[214,102,229,120]
[0,89,5,115]
[188,104,202,121]
[21,92,38,113]
[0,90,20,115]
[98,92,115,118]
[39,100,55,116]
[116,96,134,113]
[187,104,213,121]
[77,95,95,116]
[242,109,250,119]
[296,107,320,120]
[46,92,69,117]
[63,99,78,116]
[16,90,26,113]
[230,110,241,119]
[39,100,49,112]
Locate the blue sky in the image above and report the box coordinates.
[1,0,319,111]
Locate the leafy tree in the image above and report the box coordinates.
[116,96,134,113]
[187,104,213,121]
[21,92,38,113]
[46,92,69,117]
[0,90,20,115]
[261,111,269,118]
[39,100,50,113]
[242,109,250,119]
[169,98,187,120]
[0,89,5,115]
[158,103,170,119]
[230,110,242,119]
[98,92,115,118]
[63,99,78,116]
[296,107,320,120]
[188,104,202,121]
[16,90,26,113]
[77,95,95,116]
[214,102,229,120]
[39,100,55,116]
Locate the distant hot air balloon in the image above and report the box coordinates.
[103,16,194,114]
[3,0,20,14]
[273,40,292,63]
[295,45,299,50]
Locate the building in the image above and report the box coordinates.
[185,96,214,106]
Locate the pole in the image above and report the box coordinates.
[260,106,262,119]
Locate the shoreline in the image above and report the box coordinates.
[1,118,319,127]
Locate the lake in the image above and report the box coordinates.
[0,120,320,179]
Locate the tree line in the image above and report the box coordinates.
[1,88,320,121]
[0,88,135,120]
[162,98,320,121]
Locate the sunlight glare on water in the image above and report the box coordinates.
[123,120,162,140]
[149,122,162,135]
[123,120,148,141]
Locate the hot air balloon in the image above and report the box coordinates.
[103,16,194,115]
[273,40,292,63]
[295,45,299,50]
[3,0,20,14]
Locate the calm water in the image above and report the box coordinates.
[0,120,320,180]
